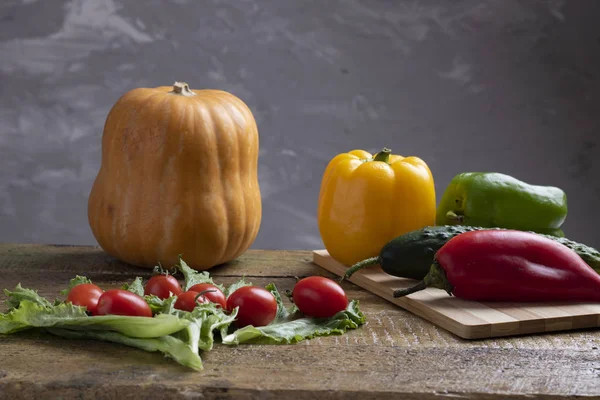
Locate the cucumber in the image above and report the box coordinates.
[343,225,600,281]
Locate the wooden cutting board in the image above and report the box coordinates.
[313,249,600,339]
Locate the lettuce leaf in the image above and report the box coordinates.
[0,281,230,371]
[46,326,204,371]
[122,277,145,297]
[4,284,53,310]
[175,256,226,292]
[59,276,94,296]
[222,284,365,345]
[0,300,87,334]
[0,299,189,338]
[56,313,190,338]
[144,294,177,315]
[187,303,237,351]
[147,297,237,352]
[267,283,298,322]
[1,264,367,371]
[224,277,253,298]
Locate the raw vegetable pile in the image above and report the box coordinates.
[80,80,600,306]
[328,153,600,304]
[0,257,365,371]
[1,81,373,373]
[4,79,600,373]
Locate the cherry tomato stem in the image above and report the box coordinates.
[194,289,216,302]
[188,284,227,308]
[175,291,210,312]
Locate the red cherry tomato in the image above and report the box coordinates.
[174,291,209,312]
[95,289,152,317]
[292,276,348,318]
[226,286,277,328]
[188,283,227,308]
[144,275,182,299]
[66,283,104,315]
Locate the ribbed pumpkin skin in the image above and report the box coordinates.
[88,84,262,270]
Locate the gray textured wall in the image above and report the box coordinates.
[1,0,599,251]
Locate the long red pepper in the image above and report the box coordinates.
[393,229,600,302]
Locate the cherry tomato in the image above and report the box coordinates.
[226,286,277,328]
[292,276,348,318]
[66,283,104,315]
[174,291,209,312]
[188,283,227,308]
[95,289,152,317]
[144,274,182,299]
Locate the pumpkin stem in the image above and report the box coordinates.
[171,81,196,97]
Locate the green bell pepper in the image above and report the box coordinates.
[436,172,568,237]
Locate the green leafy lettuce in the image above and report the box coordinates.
[0,286,189,338]
[59,276,94,296]
[46,324,204,371]
[222,283,366,345]
[0,257,366,371]
[176,256,227,292]
[122,276,145,296]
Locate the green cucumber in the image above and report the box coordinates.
[343,225,600,281]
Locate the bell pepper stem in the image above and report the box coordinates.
[373,148,392,163]
[341,256,379,282]
[393,261,454,298]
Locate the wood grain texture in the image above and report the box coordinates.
[313,249,600,340]
[2,244,600,399]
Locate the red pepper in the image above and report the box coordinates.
[393,229,600,302]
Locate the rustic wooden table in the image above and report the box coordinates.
[1,243,600,399]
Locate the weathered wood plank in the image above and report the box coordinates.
[1,244,600,399]
[0,243,320,279]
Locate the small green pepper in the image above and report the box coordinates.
[436,172,567,237]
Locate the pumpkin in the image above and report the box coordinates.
[88,82,262,270]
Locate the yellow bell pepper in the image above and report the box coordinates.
[317,148,436,266]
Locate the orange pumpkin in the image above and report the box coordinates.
[88,82,262,270]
